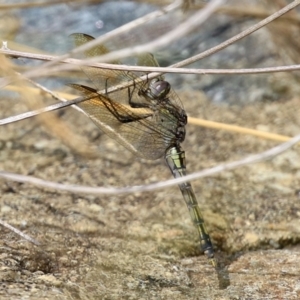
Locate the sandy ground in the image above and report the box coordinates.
[1,89,300,299]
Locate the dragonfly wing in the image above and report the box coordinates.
[137,52,165,81]
[70,33,127,91]
[70,33,112,60]
[72,85,170,160]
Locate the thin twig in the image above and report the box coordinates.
[0,133,299,195]
[0,218,40,245]
[2,48,300,76]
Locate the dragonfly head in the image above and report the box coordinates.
[147,79,171,100]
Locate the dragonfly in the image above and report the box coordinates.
[70,33,215,267]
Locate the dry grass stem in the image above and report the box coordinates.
[1,131,300,195]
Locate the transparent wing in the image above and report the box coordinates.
[137,52,165,81]
[70,33,126,91]
[72,84,181,160]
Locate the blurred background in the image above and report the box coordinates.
[1,0,300,103]
[1,1,300,299]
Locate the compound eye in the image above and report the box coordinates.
[149,80,171,99]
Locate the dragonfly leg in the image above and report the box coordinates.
[128,83,152,109]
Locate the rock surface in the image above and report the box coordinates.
[1,1,300,299]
